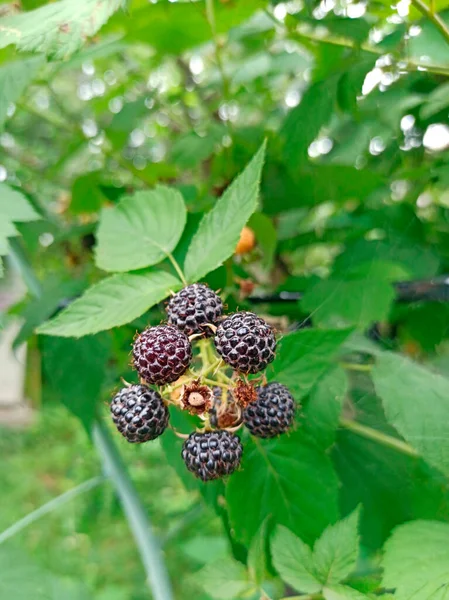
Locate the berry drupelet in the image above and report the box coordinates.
[182,430,243,481]
[214,311,276,374]
[243,382,295,438]
[166,283,223,337]
[133,325,192,386]
[110,384,169,443]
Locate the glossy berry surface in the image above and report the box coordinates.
[214,311,276,374]
[133,325,192,385]
[166,283,223,337]
[243,382,295,438]
[182,430,243,481]
[110,385,169,443]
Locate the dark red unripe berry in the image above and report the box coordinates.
[214,311,276,374]
[133,325,192,385]
[182,430,243,481]
[243,382,295,438]
[110,385,169,443]
[166,283,223,337]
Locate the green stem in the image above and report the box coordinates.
[339,418,419,458]
[410,0,449,44]
[198,339,212,371]
[205,0,235,147]
[93,422,174,600]
[203,378,228,389]
[340,362,373,373]
[200,358,222,379]
[0,477,105,545]
[205,0,229,98]
[166,253,188,286]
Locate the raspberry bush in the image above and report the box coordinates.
[3,0,449,598]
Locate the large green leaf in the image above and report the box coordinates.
[382,520,449,600]
[271,526,322,594]
[42,333,110,429]
[271,509,360,594]
[373,353,449,476]
[303,366,348,449]
[37,271,182,337]
[269,328,352,400]
[118,0,265,55]
[334,376,449,552]
[0,57,44,130]
[0,0,126,59]
[95,186,186,272]
[301,262,401,330]
[183,142,266,282]
[226,432,339,547]
[312,508,360,585]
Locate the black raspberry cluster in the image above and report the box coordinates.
[110,283,297,481]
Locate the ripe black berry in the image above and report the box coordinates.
[214,311,276,374]
[182,430,243,481]
[166,284,223,337]
[243,382,295,438]
[110,385,169,443]
[133,325,192,385]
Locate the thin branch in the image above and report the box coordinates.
[0,476,105,545]
[339,418,419,458]
[410,0,449,45]
[93,422,175,600]
[264,8,449,77]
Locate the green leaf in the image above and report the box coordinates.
[247,518,269,587]
[303,366,348,448]
[122,0,265,56]
[198,557,251,600]
[269,328,352,400]
[0,57,44,130]
[373,353,449,476]
[301,262,400,330]
[0,185,41,270]
[170,127,224,169]
[0,0,126,59]
[70,172,108,215]
[323,584,372,600]
[183,141,266,282]
[248,212,277,270]
[42,333,110,429]
[14,277,85,348]
[226,432,339,547]
[282,78,337,170]
[312,508,360,585]
[0,184,40,222]
[37,271,182,337]
[95,186,187,272]
[420,81,449,119]
[382,520,449,600]
[271,526,322,594]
